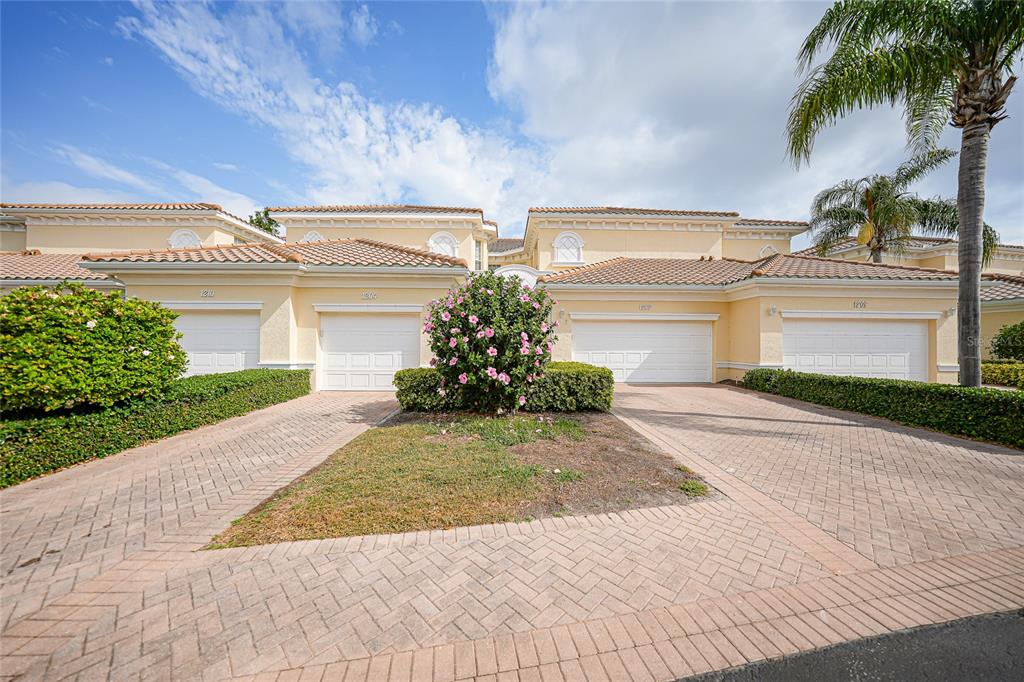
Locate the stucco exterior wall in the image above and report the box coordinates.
[25,224,234,254]
[1,229,27,252]
[535,226,725,271]
[981,306,1024,359]
[721,238,792,260]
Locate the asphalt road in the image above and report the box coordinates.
[682,610,1024,682]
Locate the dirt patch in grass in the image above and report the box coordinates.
[207,412,712,548]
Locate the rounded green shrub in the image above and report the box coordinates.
[0,283,187,413]
[424,271,558,412]
[991,320,1024,362]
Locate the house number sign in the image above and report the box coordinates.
[853,300,867,309]
[200,289,215,298]
[639,304,653,311]
[361,291,378,300]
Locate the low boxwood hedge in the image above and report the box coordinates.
[982,361,1024,389]
[740,369,1023,449]
[394,361,614,413]
[0,369,311,488]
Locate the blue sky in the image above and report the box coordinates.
[2,1,1022,244]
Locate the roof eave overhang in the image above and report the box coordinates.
[542,277,963,291]
[527,210,737,222]
[79,261,469,276]
[0,278,121,287]
[268,211,482,222]
[981,297,1024,309]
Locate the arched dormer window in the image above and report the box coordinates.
[759,244,780,258]
[428,231,459,258]
[553,231,584,264]
[168,229,201,249]
[300,230,325,243]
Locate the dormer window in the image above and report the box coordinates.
[300,230,325,243]
[168,229,201,248]
[759,244,780,257]
[428,231,459,258]
[553,231,584,264]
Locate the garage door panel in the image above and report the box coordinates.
[783,319,927,381]
[320,314,418,391]
[174,312,260,376]
[572,320,712,384]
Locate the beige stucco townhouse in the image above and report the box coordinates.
[3,202,1020,387]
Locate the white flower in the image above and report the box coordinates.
[142,350,151,356]
[553,469,561,474]
[86,320,97,329]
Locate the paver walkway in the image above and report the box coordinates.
[1,386,1021,681]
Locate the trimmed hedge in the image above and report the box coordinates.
[394,361,614,413]
[740,369,1024,449]
[982,361,1024,389]
[0,369,311,488]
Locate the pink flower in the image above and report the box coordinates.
[487,289,494,295]
[476,330,486,339]
[463,336,469,343]
[440,311,451,321]
[554,320,560,328]
[468,315,478,325]
[533,302,541,310]
[520,331,529,340]
[485,328,495,338]
[527,374,534,382]
[541,322,548,333]
[459,373,468,384]
[535,346,543,355]
[487,346,498,357]
[520,346,530,355]
[451,327,461,334]
[430,358,437,367]
[449,337,458,348]
[460,311,466,317]
[423,322,434,332]
[519,295,530,302]
[498,373,510,385]
[486,366,498,378]
[546,341,553,351]
[523,284,532,291]
[457,296,464,304]
[449,356,458,366]
[446,298,454,309]
[518,395,527,406]
[535,360,541,367]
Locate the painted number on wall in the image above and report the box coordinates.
[200,289,215,298]
[853,300,867,309]
[361,291,378,300]
[639,304,653,311]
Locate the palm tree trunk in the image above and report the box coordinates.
[956,122,989,387]
[870,248,882,263]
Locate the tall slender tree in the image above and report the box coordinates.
[810,149,999,263]
[786,0,1023,386]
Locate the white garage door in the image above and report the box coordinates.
[783,319,928,381]
[174,312,260,376]
[320,314,419,390]
[572,319,713,383]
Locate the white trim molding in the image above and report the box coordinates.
[780,310,943,320]
[716,361,784,371]
[258,362,315,370]
[570,312,720,321]
[313,303,423,313]
[937,363,960,373]
[158,301,263,310]
[0,278,122,289]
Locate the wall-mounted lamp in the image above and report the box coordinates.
[945,306,957,317]
[768,305,778,316]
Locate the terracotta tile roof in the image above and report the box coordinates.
[491,238,525,253]
[1,251,110,281]
[81,238,466,268]
[733,218,809,228]
[265,204,484,215]
[540,254,958,286]
[1,203,224,211]
[540,257,757,285]
[982,273,1024,302]
[529,206,740,218]
[483,219,498,227]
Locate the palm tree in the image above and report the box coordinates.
[810,149,999,264]
[786,0,1023,386]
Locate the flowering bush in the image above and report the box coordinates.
[0,283,187,413]
[424,271,558,412]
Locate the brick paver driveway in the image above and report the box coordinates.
[1,386,1022,681]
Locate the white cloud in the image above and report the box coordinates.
[147,160,259,217]
[348,5,378,47]
[213,162,239,171]
[52,143,164,194]
[102,56,114,66]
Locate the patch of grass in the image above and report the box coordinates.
[553,468,584,483]
[678,479,709,497]
[207,423,545,548]
[444,414,584,446]
[675,464,695,475]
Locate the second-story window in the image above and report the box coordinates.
[553,231,584,264]
[474,240,482,270]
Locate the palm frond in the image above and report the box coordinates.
[810,178,867,217]
[892,148,957,191]
[904,80,956,155]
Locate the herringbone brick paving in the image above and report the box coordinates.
[2,386,1022,681]
[615,385,1024,567]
